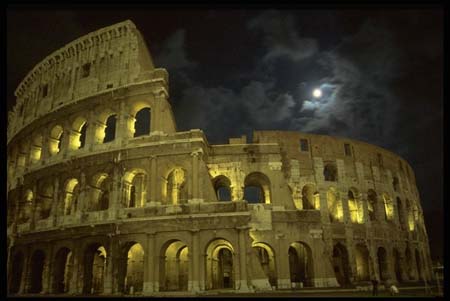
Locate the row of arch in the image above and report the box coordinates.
[211,173,421,228]
[323,163,407,194]
[9,105,152,173]
[14,168,422,231]
[15,167,188,224]
[9,238,426,295]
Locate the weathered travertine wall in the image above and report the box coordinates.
[7,20,433,296]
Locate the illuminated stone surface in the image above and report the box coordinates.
[7,20,433,296]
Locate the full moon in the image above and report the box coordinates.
[313,88,322,98]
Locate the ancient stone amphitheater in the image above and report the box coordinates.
[7,20,433,296]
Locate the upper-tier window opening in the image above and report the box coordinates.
[134,108,151,137]
[344,143,352,156]
[82,63,91,78]
[300,139,309,152]
[42,84,48,98]
[324,163,338,181]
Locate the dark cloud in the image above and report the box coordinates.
[154,29,197,71]
[247,10,318,62]
[300,19,403,148]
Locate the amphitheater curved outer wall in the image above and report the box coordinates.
[7,20,433,296]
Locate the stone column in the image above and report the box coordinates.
[51,177,60,227]
[318,188,331,224]
[189,149,203,203]
[103,237,115,294]
[149,156,157,203]
[275,234,291,289]
[30,183,38,230]
[19,249,30,294]
[340,189,351,225]
[237,227,251,291]
[231,185,244,201]
[68,242,81,294]
[85,111,97,151]
[60,122,72,158]
[43,244,53,293]
[143,233,156,293]
[109,165,121,219]
[75,173,87,217]
[199,253,207,291]
[189,230,200,292]
[151,91,165,135]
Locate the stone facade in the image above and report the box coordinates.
[7,20,433,296]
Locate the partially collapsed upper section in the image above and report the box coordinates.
[8,20,168,143]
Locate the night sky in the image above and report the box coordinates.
[7,8,443,261]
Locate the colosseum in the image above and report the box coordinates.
[7,20,433,296]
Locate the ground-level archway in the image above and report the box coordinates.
[253,242,277,287]
[52,247,73,293]
[288,242,314,287]
[82,244,107,294]
[377,247,389,281]
[206,238,235,290]
[415,249,422,280]
[9,251,24,294]
[160,240,189,291]
[117,242,144,294]
[393,248,404,283]
[28,250,46,293]
[333,243,351,287]
[354,244,370,281]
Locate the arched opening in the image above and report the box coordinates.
[30,134,43,164]
[103,114,116,143]
[301,184,319,210]
[354,244,370,281]
[18,189,34,223]
[52,247,73,294]
[9,251,24,294]
[118,242,144,294]
[244,172,271,204]
[28,250,46,293]
[393,248,403,283]
[405,247,414,280]
[397,197,406,229]
[333,243,351,287]
[367,189,377,221]
[37,182,53,220]
[16,142,28,171]
[289,242,314,287]
[134,108,151,137]
[406,199,415,231]
[69,117,88,150]
[327,188,343,222]
[377,247,389,281]
[415,249,422,280]
[206,238,235,290]
[82,244,107,294]
[123,169,147,208]
[383,193,394,221]
[253,243,277,287]
[160,240,189,291]
[49,125,64,155]
[323,163,337,181]
[166,168,187,205]
[63,179,79,215]
[348,189,364,224]
[90,173,111,211]
[393,176,400,192]
[213,176,232,202]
